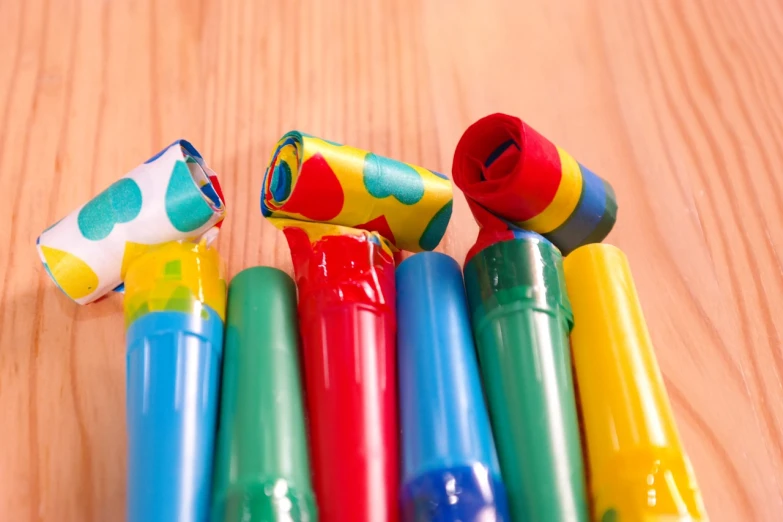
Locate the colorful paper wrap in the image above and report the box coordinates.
[452,113,617,255]
[463,232,588,522]
[124,240,227,522]
[564,244,708,522]
[261,131,453,252]
[123,240,227,326]
[37,139,226,304]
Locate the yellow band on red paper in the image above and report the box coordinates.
[520,146,583,234]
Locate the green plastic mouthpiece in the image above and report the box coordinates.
[211,267,317,522]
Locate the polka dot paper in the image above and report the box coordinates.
[262,131,453,253]
[37,140,226,304]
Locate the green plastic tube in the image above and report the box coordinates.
[463,232,588,522]
[211,267,317,522]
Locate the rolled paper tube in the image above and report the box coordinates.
[37,139,226,304]
[283,223,399,522]
[397,252,510,522]
[452,113,616,255]
[261,131,453,252]
[563,244,708,522]
[211,267,317,522]
[463,232,589,522]
[124,241,226,522]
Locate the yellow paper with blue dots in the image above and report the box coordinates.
[262,131,453,252]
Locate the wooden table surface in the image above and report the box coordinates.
[1,0,782,520]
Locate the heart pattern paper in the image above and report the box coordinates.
[261,131,453,253]
[37,140,227,304]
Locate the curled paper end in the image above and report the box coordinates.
[123,240,227,328]
[262,131,453,252]
[453,113,617,255]
[37,140,227,304]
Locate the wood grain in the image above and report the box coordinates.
[1,0,782,520]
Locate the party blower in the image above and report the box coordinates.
[211,267,317,521]
[463,231,589,522]
[124,240,226,522]
[37,139,225,303]
[261,131,453,522]
[397,252,509,522]
[564,244,708,522]
[453,113,616,256]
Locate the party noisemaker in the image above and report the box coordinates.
[397,252,509,522]
[463,231,589,522]
[37,140,226,304]
[453,113,616,255]
[564,244,708,522]
[211,267,317,522]
[124,240,226,522]
[262,131,454,522]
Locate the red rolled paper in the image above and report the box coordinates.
[453,114,562,224]
[453,113,617,255]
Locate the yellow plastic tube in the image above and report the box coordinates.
[563,244,708,522]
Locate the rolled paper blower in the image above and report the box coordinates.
[261,130,453,253]
[463,231,589,522]
[124,240,226,522]
[397,252,510,522]
[37,140,225,304]
[564,244,708,522]
[261,131,454,522]
[453,113,616,255]
[211,267,317,522]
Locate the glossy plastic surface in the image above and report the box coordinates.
[286,228,399,522]
[463,236,588,522]
[124,240,226,522]
[564,244,708,522]
[211,267,317,522]
[400,466,509,522]
[396,252,508,522]
[126,309,224,522]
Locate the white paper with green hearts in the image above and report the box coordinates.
[36,140,226,304]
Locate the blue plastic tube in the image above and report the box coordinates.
[396,252,510,522]
[124,241,226,522]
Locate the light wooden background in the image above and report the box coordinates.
[1,0,782,520]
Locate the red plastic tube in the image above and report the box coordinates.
[284,227,399,522]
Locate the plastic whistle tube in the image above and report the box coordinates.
[463,232,589,522]
[397,252,510,522]
[211,267,317,522]
[124,241,227,522]
[563,244,708,522]
[284,226,399,522]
